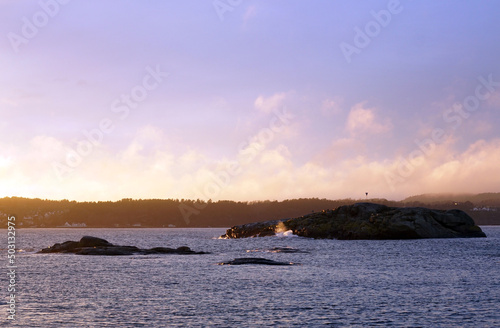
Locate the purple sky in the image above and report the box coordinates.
[1,0,500,201]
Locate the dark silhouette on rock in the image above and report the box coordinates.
[217,257,297,266]
[38,236,209,256]
[222,203,487,240]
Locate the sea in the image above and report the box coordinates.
[1,227,499,327]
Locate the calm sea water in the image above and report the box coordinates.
[1,227,499,327]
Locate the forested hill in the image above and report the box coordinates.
[0,195,499,228]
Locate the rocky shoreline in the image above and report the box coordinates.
[38,204,486,260]
[222,203,487,240]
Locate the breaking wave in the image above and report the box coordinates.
[275,230,298,238]
[274,221,297,237]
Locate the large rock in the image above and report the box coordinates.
[223,220,283,239]
[38,236,209,256]
[222,203,487,240]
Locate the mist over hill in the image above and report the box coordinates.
[402,193,500,205]
[1,193,498,228]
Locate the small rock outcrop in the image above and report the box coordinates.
[223,220,283,239]
[217,257,297,266]
[38,236,209,256]
[221,203,487,240]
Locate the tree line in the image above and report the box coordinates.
[0,193,498,228]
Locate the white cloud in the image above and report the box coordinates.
[346,102,393,136]
[134,125,164,143]
[29,135,66,160]
[254,92,287,114]
[312,138,363,165]
[321,97,343,116]
[208,138,500,201]
[410,139,500,195]
[471,120,493,135]
[486,91,500,108]
[2,125,499,203]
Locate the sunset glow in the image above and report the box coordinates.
[1,0,499,201]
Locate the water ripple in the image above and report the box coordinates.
[1,227,499,327]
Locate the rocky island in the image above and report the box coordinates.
[222,203,486,240]
[38,236,209,255]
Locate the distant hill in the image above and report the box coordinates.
[0,193,498,227]
[403,193,500,206]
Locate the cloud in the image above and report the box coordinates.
[346,102,393,136]
[321,97,343,116]
[382,139,497,198]
[254,92,287,114]
[206,138,500,201]
[29,135,66,160]
[2,124,499,203]
[471,120,493,135]
[312,137,364,165]
[486,91,500,108]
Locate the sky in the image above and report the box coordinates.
[1,0,500,202]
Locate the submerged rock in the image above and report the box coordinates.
[247,247,308,254]
[38,236,209,256]
[221,203,487,240]
[268,247,308,253]
[217,257,297,266]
